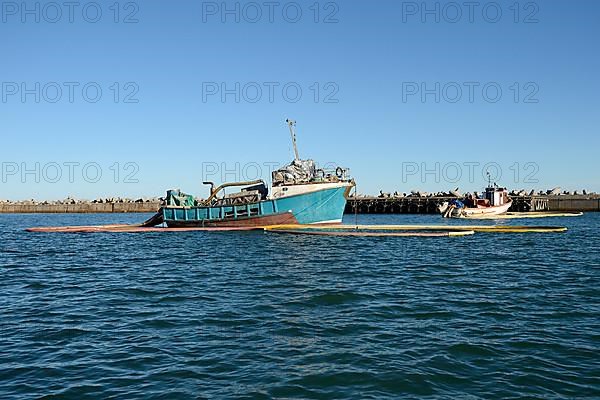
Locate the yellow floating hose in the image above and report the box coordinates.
[464,212,583,220]
[265,229,475,237]
[263,224,568,233]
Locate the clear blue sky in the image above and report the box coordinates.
[1,0,599,200]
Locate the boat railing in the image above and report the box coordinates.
[314,166,351,182]
[201,179,265,206]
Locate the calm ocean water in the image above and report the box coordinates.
[1,213,599,399]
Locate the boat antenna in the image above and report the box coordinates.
[486,171,492,188]
[286,118,300,161]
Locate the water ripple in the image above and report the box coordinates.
[0,213,599,399]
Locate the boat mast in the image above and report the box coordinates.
[286,118,300,161]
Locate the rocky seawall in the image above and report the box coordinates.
[346,194,600,214]
[0,198,162,213]
[1,193,599,214]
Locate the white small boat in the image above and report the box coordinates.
[438,185,512,218]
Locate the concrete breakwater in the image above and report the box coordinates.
[346,194,600,214]
[0,198,162,214]
[1,194,599,214]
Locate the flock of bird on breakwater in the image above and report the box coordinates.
[1,187,598,215]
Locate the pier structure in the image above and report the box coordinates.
[346,194,600,214]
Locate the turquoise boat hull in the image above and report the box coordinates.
[162,185,351,227]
